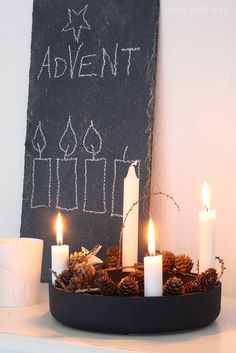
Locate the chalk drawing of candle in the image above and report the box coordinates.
[111,146,141,217]
[31,121,51,208]
[83,120,106,214]
[56,116,78,211]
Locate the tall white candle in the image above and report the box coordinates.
[122,162,139,271]
[199,182,216,273]
[51,213,69,284]
[144,219,163,297]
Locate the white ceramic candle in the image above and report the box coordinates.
[0,238,43,307]
[144,219,163,297]
[199,182,216,273]
[122,162,139,271]
[51,213,69,284]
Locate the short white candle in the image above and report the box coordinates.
[0,238,43,307]
[199,182,216,273]
[144,219,163,297]
[51,213,69,284]
[122,162,139,271]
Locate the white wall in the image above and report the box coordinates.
[152,0,236,295]
[0,0,33,235]
[0,0,235,294]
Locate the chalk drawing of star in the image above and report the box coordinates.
[61,5,91,43]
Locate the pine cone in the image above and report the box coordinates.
[107,245,119,257]
[129,270,144,296]
[74,262,96,281]
[55,269,73,288]
[94,269,109,284]
[162,251,175,272]
[104,245,120,268]
[94,270,117,295]
[198,268,218,291]
[67,274,84,292]
[163,276,184,295]
[175,254,193,273]
[183,279,201,294]
[118,276,139,297]
[105,255,119,268]
[68,251,87,268]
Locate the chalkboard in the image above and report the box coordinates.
[21,0,159,281]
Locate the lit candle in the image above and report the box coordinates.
[122,162,139,271]
[51,213,69,284]
[144,219,163,296]
[199,182,216,273]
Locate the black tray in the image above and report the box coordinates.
[49,281,221,334]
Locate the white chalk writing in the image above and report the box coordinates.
[61,5,91,43]
[111,146,141,217]
[59,116,77,158]
[37,46,51,80]
[101,43,118,77]
[78,54,97,77]
[37,44,141,80]
[31,122,51,208]
[56,158,78,211]
[83,121,106,214]
[31,158,51,208]
[121,47,141,76]
[56,117,78,211]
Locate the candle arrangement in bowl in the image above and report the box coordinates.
[48,182,225,334]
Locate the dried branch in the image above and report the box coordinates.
[98,263,144,273]
[75,287,101,294]
[118,192,180,268]
[194,257,225,280]
[166,269,198,279]
[215,256,226,281]
[196,260,199,274]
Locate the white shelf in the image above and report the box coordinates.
[0,284,235,353]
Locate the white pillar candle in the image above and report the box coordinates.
[0,238,43,307]
[51,213,69,284]
[122,162,139,271]
[144,219,163,297]
[199,182,216,273]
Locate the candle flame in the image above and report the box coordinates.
[56,212,63,245]
[202,181,210,210]
[148,218,156,256]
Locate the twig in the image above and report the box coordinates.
[166,269,198,279]
[215,256,226,281]
[196,260,199,274]
[75,287,101,294]
[196,256,225,280]
[49,269,67,290]
[118,192,180,268]
[98,263,144,273]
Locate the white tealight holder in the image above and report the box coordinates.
[0,238,43,307]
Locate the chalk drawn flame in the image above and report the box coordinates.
[83,120,102,158]
[32,121,46,158]
[59,116,77,158]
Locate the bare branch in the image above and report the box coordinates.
[118,192,180,268]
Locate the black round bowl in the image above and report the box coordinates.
[49,282,221,334]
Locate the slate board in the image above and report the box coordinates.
[21,0,159,281]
